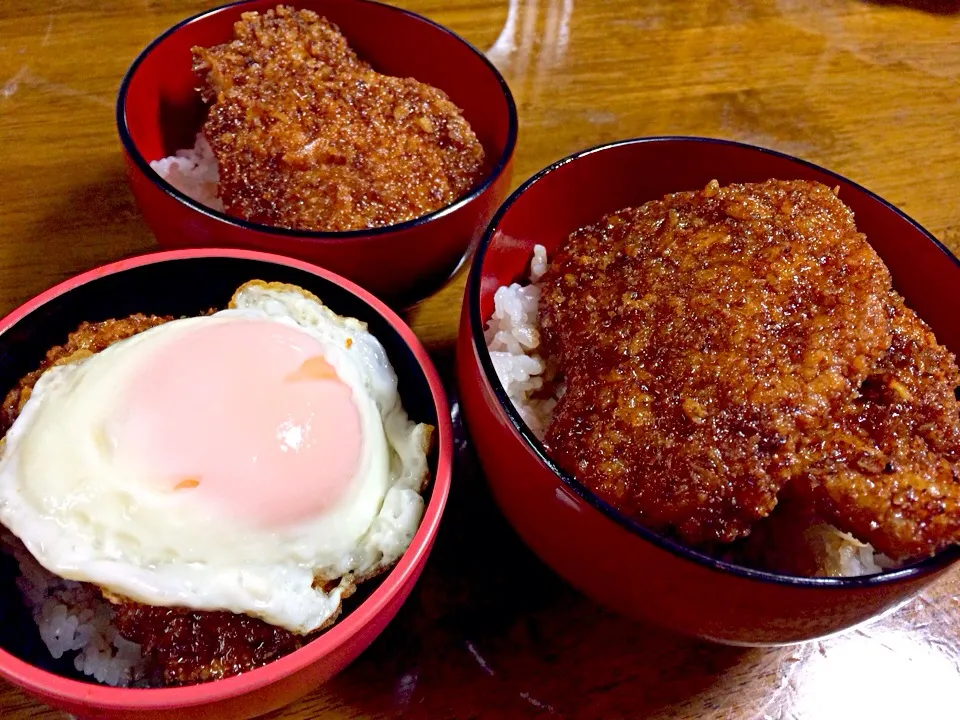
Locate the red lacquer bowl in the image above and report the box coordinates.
[457,136,960,646]
[117,0,517,306]
[0,249,452,719]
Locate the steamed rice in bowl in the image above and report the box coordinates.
[150,135,222,214]
[485,180,960,579]
[2,532,148,686]
[0,280,433,687]
[483,245,560,439]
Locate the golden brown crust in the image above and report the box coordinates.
[540,179,893,545]
[229,279,326,309]
[540,179,960,559]
[793,293,960,559]
[192,7,367,102]
[194,5,485,232]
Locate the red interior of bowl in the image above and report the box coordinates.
[122,0,513,178]
[479,137,960,357]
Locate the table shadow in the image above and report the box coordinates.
[287,344,758,719]
[7,167,155,315]
[861,0,960,13]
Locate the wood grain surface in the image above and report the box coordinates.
[1,1,960,718]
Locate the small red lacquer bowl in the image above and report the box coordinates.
[0,249,452,719]
[117,0,517,306]
[457,136,960,646]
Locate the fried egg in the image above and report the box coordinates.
[0,282,432,634]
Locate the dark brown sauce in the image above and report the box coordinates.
[193,6,485,232]
[112,603,310,687]
[539,179,960,558]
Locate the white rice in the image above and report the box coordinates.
[150,133,223,212]
[483,245,891,578]
[804,523,894,578]
[2,534,146,687]
[483,244,561,439]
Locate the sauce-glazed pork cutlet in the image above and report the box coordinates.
[192,6,369,100]
[192,6,485,232]
[538,180,896,545]
[111,603,316,686]
[794,293,960,560]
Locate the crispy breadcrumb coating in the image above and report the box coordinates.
[539,179,960,559]
[193,6,485,231]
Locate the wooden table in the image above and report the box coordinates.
[2,1,960,718]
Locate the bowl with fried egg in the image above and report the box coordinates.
[117,0,518,306]
[457,136,960,645]
[0,248,452,719]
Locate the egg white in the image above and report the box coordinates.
[0,282,431,634]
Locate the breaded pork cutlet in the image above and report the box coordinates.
[539,180,894,545]
[192,7,369,99]
[793,292,960,560]
[110,602,318,686]
[192,6,485,232]
[539,178,960,560]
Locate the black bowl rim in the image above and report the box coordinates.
[467,134,960,589]
[115,0,519,242]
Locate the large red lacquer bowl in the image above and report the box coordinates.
[0,249,452,719]
[117,0,517,306]
[457,136,960,646]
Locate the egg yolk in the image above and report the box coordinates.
[108,318,362,527]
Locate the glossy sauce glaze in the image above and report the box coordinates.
[112,602,312,686]
[195,6,486,232]
[539,179,960,558]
